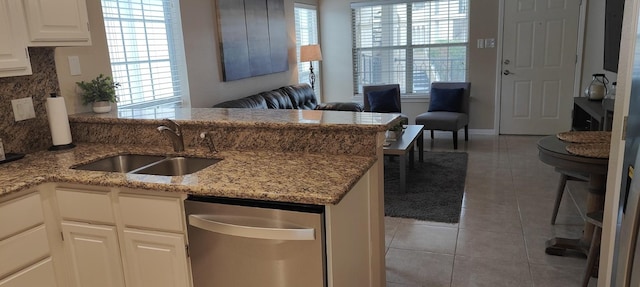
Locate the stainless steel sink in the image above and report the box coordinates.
[133,157,221,176]
[72,154,165,173]
[73,154,221,176]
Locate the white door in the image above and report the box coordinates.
[499,0,581,135]
[122,229,191,287]
[61,222,126,287]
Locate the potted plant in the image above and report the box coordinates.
[76,74,120,113]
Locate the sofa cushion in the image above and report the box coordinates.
[366,88,401,113]
[280,84,318,110]
[428,87,464,112]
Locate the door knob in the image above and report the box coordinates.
[503,70,511,75]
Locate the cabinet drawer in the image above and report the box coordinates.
[0,225,50,279]
[119,195,183,233]
[0,257,57,287]
[0,193,43,240]
[57,188,115,224]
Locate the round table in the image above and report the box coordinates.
[537,136,609,256]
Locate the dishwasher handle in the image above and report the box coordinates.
[188,214,316,241]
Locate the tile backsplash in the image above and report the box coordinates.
[0,48,60,153]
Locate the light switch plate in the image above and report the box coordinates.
[68,56,81,76]
[477,39,484,49]
[11,97,36,121]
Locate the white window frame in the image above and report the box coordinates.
[294,3,321,97]
[351,0,469,97]
[101,0,189,109]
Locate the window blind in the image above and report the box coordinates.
[352,0,468,95]
[294,4,320,94]
[101,0,188,109]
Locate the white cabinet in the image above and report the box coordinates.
[22,0,91,46]
[55,187,191,287]
[61,222,126,287]
[122,229,190,287]
[0,258,57,287]
[0,0,31,77]
[0,193,58,286]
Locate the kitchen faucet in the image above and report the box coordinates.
[157,119,184,152]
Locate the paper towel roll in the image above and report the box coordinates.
[46,96,73,146]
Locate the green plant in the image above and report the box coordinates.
[76,74,120,105]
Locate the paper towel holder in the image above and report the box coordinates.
[49,143,76,151]
[47,93,76,151]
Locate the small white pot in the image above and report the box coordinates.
[92,101,112,113]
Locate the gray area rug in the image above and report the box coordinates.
[384,151,468,223]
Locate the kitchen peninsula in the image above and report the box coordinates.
[0,107,397,287]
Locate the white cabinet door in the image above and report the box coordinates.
[0,258,58,287]
[123,229,191,287]
[0,0,31,77]
[22,0,91,46]
[61,222,126,287]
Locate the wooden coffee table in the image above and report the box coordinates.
[383,125,424,193]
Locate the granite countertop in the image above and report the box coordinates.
[0,143,376,205]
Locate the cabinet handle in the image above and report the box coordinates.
[188,214,315,241]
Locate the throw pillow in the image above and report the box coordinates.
[428,87,464,112]
[367,88,401,113]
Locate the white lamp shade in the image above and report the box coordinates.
[300,44,322,62]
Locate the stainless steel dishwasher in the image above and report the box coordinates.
[185,196,326,287]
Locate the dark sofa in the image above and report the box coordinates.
[212,83,363,112]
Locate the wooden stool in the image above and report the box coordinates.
[583,210,603,287]
[551,169,588,225]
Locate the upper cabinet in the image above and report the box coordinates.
[0,0,92,78]
[22,0,91,46]
[0,0,32,77]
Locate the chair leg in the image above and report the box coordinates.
[551,173,568,225]
[430,130,434,139]
[464,125,469,141]
[582,225,602,287]
[453,131,458,150]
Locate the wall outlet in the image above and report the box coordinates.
[485,38,496,48]
[11,97,36,121]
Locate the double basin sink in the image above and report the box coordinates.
[72,154,221,176]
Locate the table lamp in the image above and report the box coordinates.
[300,44,323,90]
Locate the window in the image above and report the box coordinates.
[294,4,320,95]
[351,0,468,95]
[101,0,189,109]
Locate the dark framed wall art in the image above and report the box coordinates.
[216,0,288,81]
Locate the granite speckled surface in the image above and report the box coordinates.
[70,107,399,157]
[0,143,375,205]
[2,107,394,205]
[0,48,60,153]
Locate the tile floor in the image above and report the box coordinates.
[384,134,598,287]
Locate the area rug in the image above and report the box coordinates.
[384,151,468,223]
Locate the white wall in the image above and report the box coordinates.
[55,0,318,113]
[581,0,618,95]
[319,0,500,130]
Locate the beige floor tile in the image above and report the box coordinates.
[396,217,460,228]
[386,217,402,250]
[459,206,523,234]
[390,224,458,254]
[386,282,422,287]
[523,235,587,268]
[529,263,593,287]
[386,248,453,287]
[455,229,528,262]
[451,256,533,287]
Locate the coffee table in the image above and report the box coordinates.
[383,125,424,193]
